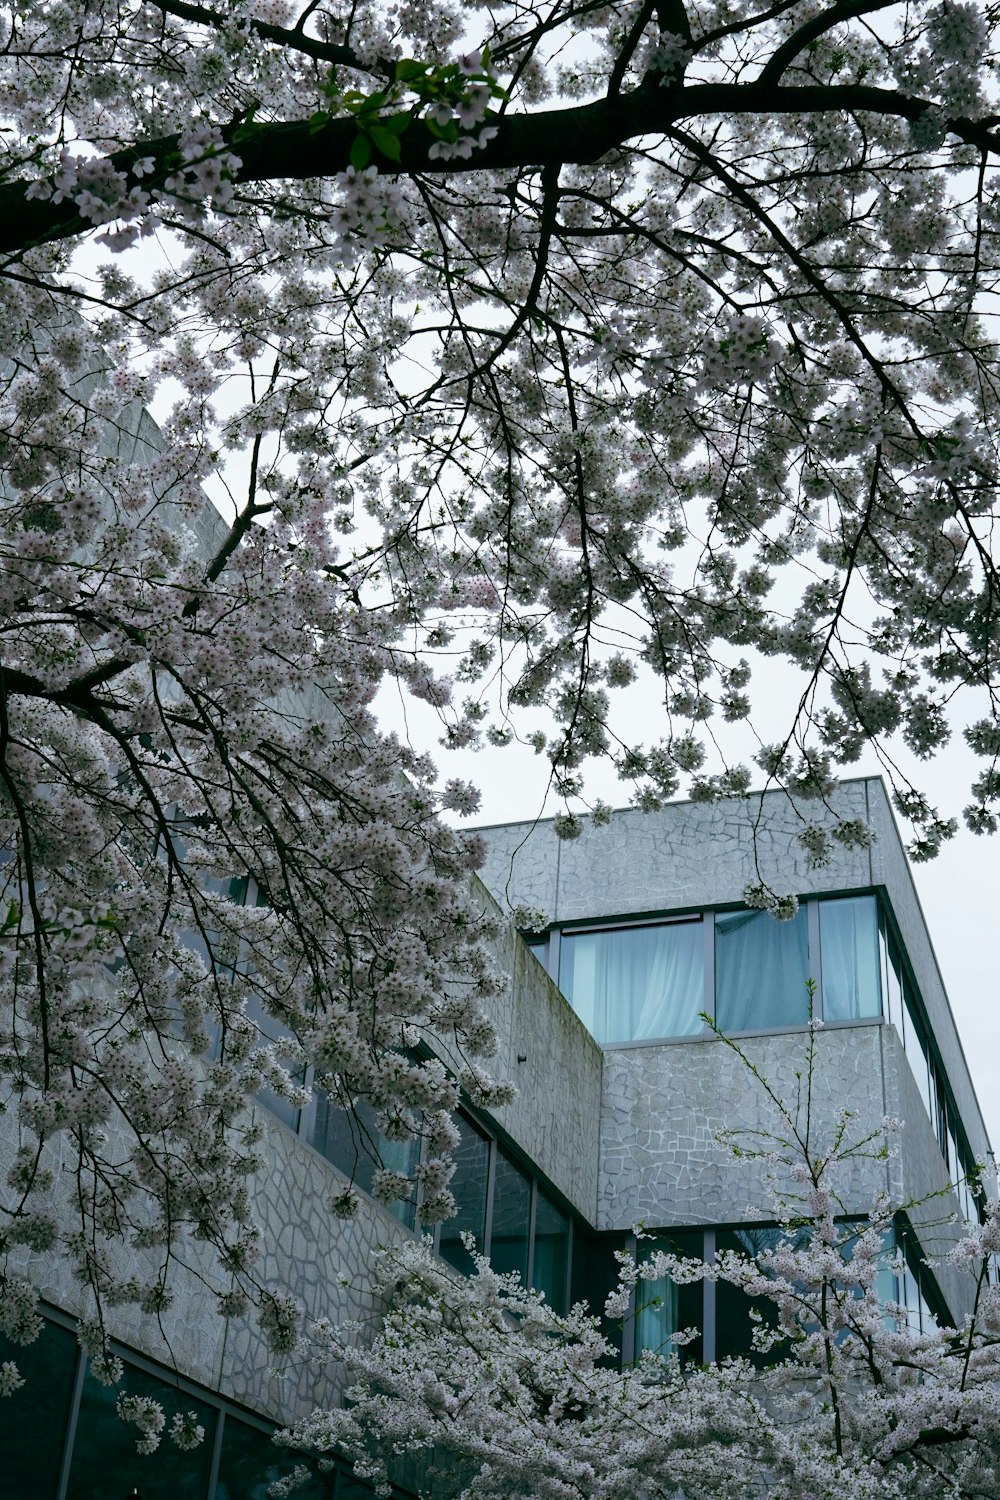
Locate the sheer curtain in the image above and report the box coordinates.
[560,921,704,1043]
[636,1268,679,1358]
[715,908,809,1031]
[819,896,881,1021]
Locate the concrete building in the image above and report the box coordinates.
[2,778,992,1498]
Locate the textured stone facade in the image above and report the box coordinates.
[9,776,992,1425]
[475,778,994,1325]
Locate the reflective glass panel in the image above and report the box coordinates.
[489,1150,532,1282]
[532,1191,570,1312]
[0,1317,78,1499]
[67,1360,216,1500]
[558,921,704,1043]
[523,938,548,972]
[819,897,881,1021]
[308,1091,417,1229]
[570,1232,629,1363]
[714,908,809,1032]
[438,1114,491,1275]
[903,991,934,1120]
[216,1414,332,1499]
[880,921,904,1035]
[714,1227,790,1367]
[242,990,303,1133]
[635,1230,703,1365]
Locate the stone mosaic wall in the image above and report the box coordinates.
[597,1025,892,1231]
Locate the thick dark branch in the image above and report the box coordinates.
[145,0,394,75]
[758,0,898,85]
[3,79,1000,256]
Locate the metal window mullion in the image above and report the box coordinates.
[807,900,822,1020]
[206,1404,226,1499]
[526,1179,538,1290]
[702,1229,716,1364]
[55,1344,88,1500]
[564,1218,575,1316]
[547,927,561,984]
[483,1134,497,1259]
[622,1233,637,1367]
[703,913,716,1033]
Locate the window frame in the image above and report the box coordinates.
[3,1302,403,1500]
[431,1107,576,1314]
[527,893,889,1047]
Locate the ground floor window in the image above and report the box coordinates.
[0,1311,400,1500]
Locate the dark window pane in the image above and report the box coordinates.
[558,922,704,1043]
[0,1318,78,1499]
[570,1233,628,1363]
[819,897,881,1021]
[489,1151,531,1283]
[532,1192,570,1312]
[438,1115,491,1275]
[715,1228,786,1367]
[523,939,548,972]
[903,989,934,1121]
[309,1092,417,1229]
[635,1230,703,1366]
[715,908,809,1032]
[880,921,904,1035]
[67,1361,216,1500]
[215,1415,332,1500]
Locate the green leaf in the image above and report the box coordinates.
[396,58,428,82]
[381,111,411,135]
[308,110,330,135]
[350,132,372,170]
[369,125,403,162]
[425,116,458,142]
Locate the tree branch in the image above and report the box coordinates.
[3,79,999,256]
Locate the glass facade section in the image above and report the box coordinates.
[635,1230,703,1365]
[558,920,704,1043]
[309,1091,418,1229]
[0,1317,78,1498]
[571,1233,628,1363]
[714,1227,792,1366]
[532,1190,571,1312]
[715,907,809,1032]
[438,1114,491,1274]
[3,1310,405,1500]
[216,1413,332,1499]
[819,896,881,1021]
[489,1152,532,1281]
[68,1360,217,1500]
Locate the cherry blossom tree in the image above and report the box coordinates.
[278,1026,1000,1500]
[4,0,1000,1389]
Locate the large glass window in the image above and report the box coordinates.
[715,908,809,1032]
[67,1360,217,1500]
[570,1232,629,1363]
[216,1414,333,1499]
[532,1191,571,1312]
[819,896,881,1021]
[635,1230,704,1365]
[0,1317,78,1498]
[558,920,704,1043]
[489,1151,532,1282]
[438,1114,491,1275]
[308,1091,418,1229]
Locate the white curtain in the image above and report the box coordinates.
[715,908,809,1032]
[819,897,880,1021]
[560,922,704,1043]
